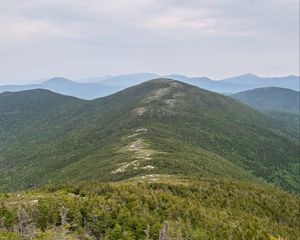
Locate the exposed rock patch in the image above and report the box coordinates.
[112,128,156,174]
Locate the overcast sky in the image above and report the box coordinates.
[0,0,299,84]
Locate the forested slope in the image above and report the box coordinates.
[0,80,298,192]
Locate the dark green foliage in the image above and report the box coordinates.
[0,177,299,239]
[263,111,299,140]
[0,80,299,193]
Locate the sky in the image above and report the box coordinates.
[0,0,299,84]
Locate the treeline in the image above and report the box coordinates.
[0,177,299,239]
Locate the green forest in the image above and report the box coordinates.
[0,177,299,239]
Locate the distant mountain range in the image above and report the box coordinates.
[0,73,299,99]
[0,79,298,193]
[0,77,122,100]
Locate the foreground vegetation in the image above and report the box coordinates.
[0,176,299,239]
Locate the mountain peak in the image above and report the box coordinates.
[144,77,183,85]
[43,77,75,85]
[124,79,186,117]
[241,73,258,78]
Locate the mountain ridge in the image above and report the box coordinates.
[0,79,299,193]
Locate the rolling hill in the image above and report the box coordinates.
[231,87,300,141]
[0,79,299,193]
[231,87,300,114]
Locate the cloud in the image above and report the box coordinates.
[0,0,298,82]
[0,15,79,45]
[145,8,215,33]
[1,0,297,43]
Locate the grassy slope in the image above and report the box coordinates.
[0,176,299,239]
[0,80,299,193]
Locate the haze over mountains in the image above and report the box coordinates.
[0,77,121,100]
[0,73,299,99]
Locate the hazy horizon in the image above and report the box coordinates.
[1,0,299,84]
[0,72,299,86]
